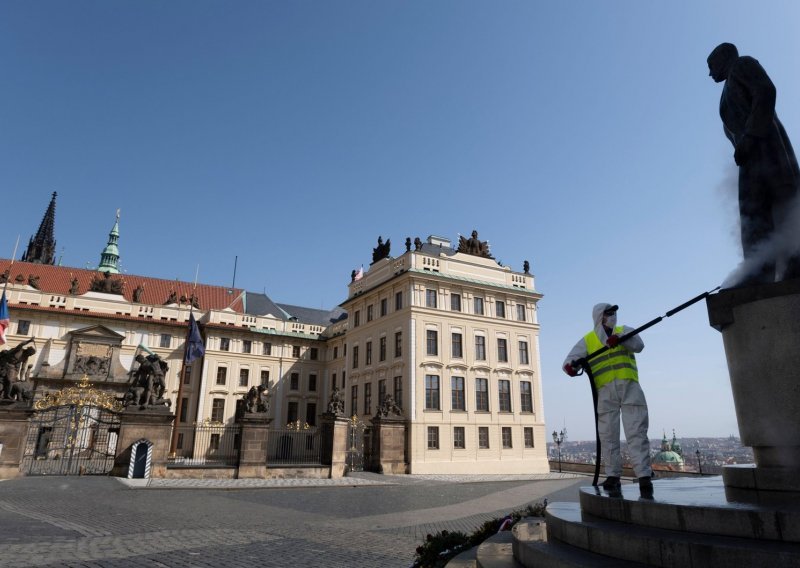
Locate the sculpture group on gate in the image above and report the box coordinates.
[327,386,345,416]
[0,338,35,403]
[243,384,270,413]
[375,393,403,418]
[123,353,171,409]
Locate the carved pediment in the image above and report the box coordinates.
[69,325,125,343]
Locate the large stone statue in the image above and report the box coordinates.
[124,353,170,409]
[90,271,124,294]
[243,385,269,413]
[327,386,345,416]
[375,393,403,418]
[457,230,494,259]
[708,43,800,284]
[0,339,36,402]
[372,236,391,264]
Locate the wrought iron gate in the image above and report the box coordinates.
[21,376,122,476]
[346,416,366,472]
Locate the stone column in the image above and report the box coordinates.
[112,408,175,478]
[0,404,35,479]
[320,412,349,478]
[371,416,407,474]
[707,279,800,500]
[237,413,271,478]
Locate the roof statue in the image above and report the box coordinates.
[89,271,124,295]
[457,230,494,259]
[21,192,57,265]
[372,236,391,264]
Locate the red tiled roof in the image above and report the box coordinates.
[0,259,245,312]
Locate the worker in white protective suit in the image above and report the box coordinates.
[562,303,653,497]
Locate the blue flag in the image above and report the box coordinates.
[0,291,9,345]
[185,312,205,362]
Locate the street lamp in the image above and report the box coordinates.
[552,429,566,473]
[696,448,703,476]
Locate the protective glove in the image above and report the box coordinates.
[563,363,578,377]
[606,335,620,347]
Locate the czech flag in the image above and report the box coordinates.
[0,291,9,345]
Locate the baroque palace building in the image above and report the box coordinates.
[1,198,548,474]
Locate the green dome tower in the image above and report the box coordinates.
[98,209,121,274]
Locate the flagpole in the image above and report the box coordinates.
[3,236,20,296]
[170,265,202,457]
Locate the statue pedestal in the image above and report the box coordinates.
[320,413,349,478]
[237,413,271,478]
[112,407,175,478]
[0,403,34,479]
[707,279,800,501]
[370,416,407,474]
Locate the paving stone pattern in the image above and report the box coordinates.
[0,473,583,567]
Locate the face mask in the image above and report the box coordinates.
[604,314,617,329]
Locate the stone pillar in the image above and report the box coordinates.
[0,404,34,479]
[707,279,800,500]
[237,413,271,478]
[320,412,349,478]
[112,408,175,478]
[371,416,408,474]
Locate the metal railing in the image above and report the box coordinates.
[169,423,241,467]
[267,425,323,466]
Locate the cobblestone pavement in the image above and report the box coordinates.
[0,473,586,567]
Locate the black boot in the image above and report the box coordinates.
[601,476,621,491]
[639,476,653,498]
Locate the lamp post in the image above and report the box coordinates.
[696,448,703,476]
[552,429,566,473]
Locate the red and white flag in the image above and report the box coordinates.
[354,265,364,281]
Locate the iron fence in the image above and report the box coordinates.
[267,426,323,466]
[168,423,241,467]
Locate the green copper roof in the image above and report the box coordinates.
[98,210,121,274]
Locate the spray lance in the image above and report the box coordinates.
[568,286,721,487]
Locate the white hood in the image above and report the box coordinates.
[592,302,616,345]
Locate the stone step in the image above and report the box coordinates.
[546,502,800,568]
[512,518,649,568]
[578,477,800,543]
[475,530,523,568]
[445,545,477,568]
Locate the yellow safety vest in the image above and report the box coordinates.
[583,325,638,389]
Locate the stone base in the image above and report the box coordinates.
[723,464,800,505]
[0,404,34,479]
[237,414,270,479]
[371,416,407,474]
[112,408,175,478]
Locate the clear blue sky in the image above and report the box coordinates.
[2,1,799,440]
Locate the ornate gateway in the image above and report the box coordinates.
[21,376,122,475]
[345,416,367,473]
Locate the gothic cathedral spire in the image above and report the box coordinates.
[21,192,58,265]
[98,209,121,274]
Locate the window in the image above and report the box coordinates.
[479,427,490,449]
[454,427,466,449]
[380,298,388,317]
[451,293,461,311]
[378,379,386,405]
[497,338,508,362]
[367,305,373,322]
[160,333,171,348]
[239,368,249,387]
[364,382,372,415]
[475,336,486,360]
[292,345,301,358]
[177,433,184,450]
[474,297,484,315]
[210,434,220,450]
[351,385,358,416]
[310,347,318,360]
[427,426,439,449]
[220,338,230,351]
[395,291,402,310]
[179,397,189,422]
[290,372,299,390]
[216,367,227,386]
[476,378,489,411]
[451,376,465,411]
[352,345,359,369]
[426,330,438,356]
[502,427,513,448]
[342,371,346,388]
[517,304,527,321]
[379,336,386,361]
[17,320,31,335]
[331,373,337,390]
[521,381,533,412]
[287,401,298,423]
[260,370,270,386]
[333,346,339,359]
[263,342,272,355]
[524,427,534,448]
[354,310,361,327]
[496,301,506,319]
[426,289,437,308]
[395,332,402,358]
[425,375,440,410]
[183,365,192,385]
[393,376,403,409]
[499,380,512,412]
[519,341,530,365]
[211,398,225,422]
[366,341,373,365]
[242,340,252,354]
[451,333,463,358]
[308,374,317,392]
[306,403,317,426]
